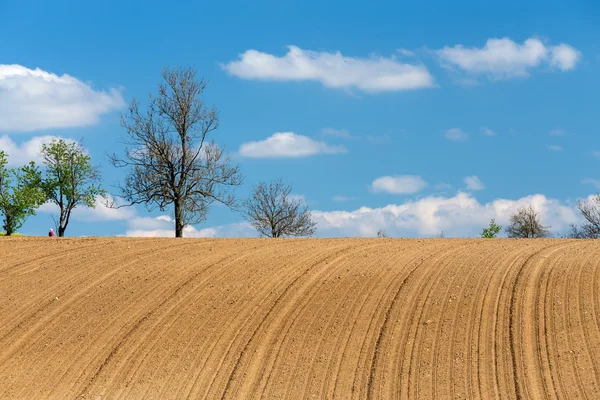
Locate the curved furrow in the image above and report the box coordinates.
[17,239,212,399]
[0,238,186,398]
[150,242,305,399]
[0,239,121,342]
[576,242,600,396]
[276,242,395,400]
[406,243,475,399]
[388,242,462,400]
[177,242,331,400]
[73,240,246,399]
[558,241,599,399]
[508,242,574,400]
[0,239,164,358]
[354,241,443,399]
[464,243,514,400]
[371,241,471,399]
[533,246,561,400]
[130,240,301,399]
[188,242,349,399]
[237,243,383,400]
[443,243,499,400]
[324,240,419,399]
[75,241,257,398]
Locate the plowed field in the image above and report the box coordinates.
[1,237,599,399]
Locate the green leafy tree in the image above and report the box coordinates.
[480,218,502,238]
[0,151,46,235]
[40,139,105,237]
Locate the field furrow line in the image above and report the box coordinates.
[75,243,246,398]
[248,243,385,399]
[218,243,359,400]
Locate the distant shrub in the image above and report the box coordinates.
[480,219,502,238]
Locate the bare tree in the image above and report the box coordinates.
[244,179,317,238]
[376,229,388,238]
[109,67,242,237]
[505,205,551,238]
[570,195,600,238]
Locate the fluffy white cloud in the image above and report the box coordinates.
[371,175,427,194]
[124,216,254,238]
[481,128,496,136]
[445,128,468,141]
[238,132,346,158]
[464,175,485,191]
[222,45,435,92]
[0,64,124,132]
[313,192,580,237]
[437,37,581,80]
[0,135,77,166]
[550,44,581,71]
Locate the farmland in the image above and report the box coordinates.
[1,237,599,399]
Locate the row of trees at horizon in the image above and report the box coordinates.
[479,201,600,239]
[2,66,599,239]
[0,67,317,238]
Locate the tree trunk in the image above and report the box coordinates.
[58,226,65,237]
[174,199,184,238]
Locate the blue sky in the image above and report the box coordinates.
[1,0,599,237]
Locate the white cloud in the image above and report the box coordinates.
[238,132,347,158]
[464,175,485,191]
[0,135,81,166]
[437,37,581,80]
[371,175,428,194]
[126,225,217,238]
[549,128,567,136]
[0,135,78,166]
[321,128,354,139]
[481,127,496,136]
[548,145,563,151]
[313,192,580,237]
[124,216,254,238]
[445,128,468,141]
[222,45,435,92]
[550,44,581,71]
[0,64,124,132]
[582,179,600,189]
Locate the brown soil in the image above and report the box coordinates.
[1,237,599,399]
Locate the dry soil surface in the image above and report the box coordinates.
[1,237,599,399]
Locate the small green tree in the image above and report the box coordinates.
[480,218,502,238]
[41,139,105,237]
[0,151,46,235]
